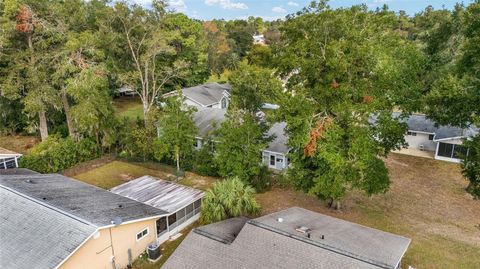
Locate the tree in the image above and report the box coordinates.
[275,3,425,208]
[1,2,60,141]
[246,44,273,68]
[201,177,260,224]
[214,110,270,186]
[462,136,480,198]
[421,2,480,197]
[153,94,197,173]
[228,62,282,115]
[203,21,232,77]
[112,1,188,121]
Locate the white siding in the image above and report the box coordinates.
[262,151,288,171]
[405,132,436,152]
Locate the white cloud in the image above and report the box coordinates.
[287,1,299,7]
[167,0,187,12]
[272,6,287,13]
[205,0,248,10]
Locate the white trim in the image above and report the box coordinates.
[262,149,287,155]
[136,227,149,242]
[0,153,22,158]
[98,214,167,230]
[433,136,465,142]
[406,130,435,135]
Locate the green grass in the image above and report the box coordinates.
[113,96,144,120]
[72,160,174,190]
[72,160,217,191]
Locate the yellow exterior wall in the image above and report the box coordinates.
[60,218,158,269]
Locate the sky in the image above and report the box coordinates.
[133,0,473,20]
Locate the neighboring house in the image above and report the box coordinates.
[253,34,266,45]
[188,108,290,171]
[115,86,137,96]
[163,83,231,109]
[0,147,22,169]
[0,169,202,269]
[163,207,411,269]
[262,122,289,170]
[110,175,204,244]
[388,113,478,163]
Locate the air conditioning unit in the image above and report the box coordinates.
[419,144,425,151]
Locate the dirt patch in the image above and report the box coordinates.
[0,135,39,154]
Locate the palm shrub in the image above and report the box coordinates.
[201,177,261,224]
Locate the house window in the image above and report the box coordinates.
[270,155,275,166]
[437,142,454,158]
[221,98,227,109]
[168,213,177,226]
[194,199,202,209]
[177,207,186,220]
[407,131,417,136]
[428,134,434,140]
[136,228,149,241]
[156,217,167,236]
[453,144,467,159]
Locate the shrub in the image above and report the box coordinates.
[200,177,261,224]
[20,135,100,173]
[193,140,218,177]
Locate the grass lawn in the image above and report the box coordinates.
[113,96,144,120]
[0,135,39,154]
[71,159,217,190]
[256,153,480,269]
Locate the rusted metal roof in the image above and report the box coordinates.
[110,176,204,213]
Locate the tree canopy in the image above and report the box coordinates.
[275,3,425,208]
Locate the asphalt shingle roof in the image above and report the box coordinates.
[265,122,289,154]
[0,186,96,269]
[371,112,478,141]
[0,173,167,226]
[192,108,289,154]
[193,108,227,137]
[163,207,411,269]
[181,83,231,106]
[110,176,204,213]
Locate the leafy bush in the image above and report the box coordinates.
[201,177,260,224]
[20,135,100,173]
[462,136,480,199]
[193,140,218,177]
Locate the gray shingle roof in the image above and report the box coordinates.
[266,122,289,154]
[110,175,204,214]
[0,186,96,269]
[163,207,410,269]
[193,108,227,137]
[181,83,231,106]
[0,168,39,175]
[192,108,289,154]
[194,217,249,244]
[371,113,478,141]
[0,173,167,226]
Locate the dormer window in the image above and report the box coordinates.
[221,97,227,109]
